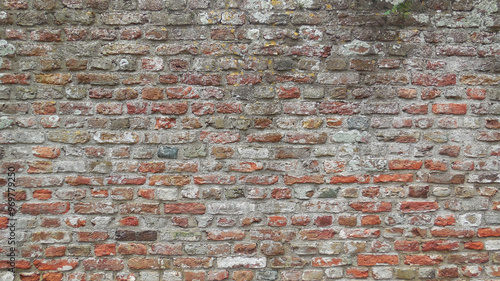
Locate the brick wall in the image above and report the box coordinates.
[1,0,500,280]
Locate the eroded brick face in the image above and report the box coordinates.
[1,0,500,280]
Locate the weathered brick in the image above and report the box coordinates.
[35,74,71,85]
[358,254,399,266]
[432,103,467,115]
[151,102,188,115]
[412,73,456,86]
[404,255,444,265]
[21,202,69,215]
[83,258,124,271]
[2,3,499,280]
[76,74,119,85]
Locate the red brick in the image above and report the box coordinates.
[358,254,399,266]
[34,259,78,271]
[149,175,190,186]
[312,257,344,267]
[65,28,87,41]
[226,74,262,85]
[434,214,456,226]
[185,271,205,281]
[460,74,500,85]
[192,102,215,115]
[194,175,235,185]
[340,268,366,279]
[76,74,119,85]
[350,202,392,213]
[19,272,40,281]
[45,246,66,257]
[412,73,456,86]
[207,230,245,241]
[374,174,413,183]
[138,162,166,173]
[448,253,489,264]
[169,59,189,71]
[438,267,459,278]
[127,102,148,114]
[173,257,213,268]
[400,201,439,213]
[0,73,30,84]
[41,273,63,281]
[182,73,222,86]
[151,102,188,115]
[432,103,467,115]
[141,87,164,100]
[422,240,459,252]
[120,28,142,40]
[338,216,357,226]
[207,270,229,281]
[477,132,500,142]
[314,215,333,227]
[277,86,300,98]
[166,87,197,99]
[21,202,69,215]
[299,229,336,240]
[141,57,163,71]
[216,102,243,113]
[172,216,189,227]
[33,101,57,115]
[155,117,176,129]
[117,243,147,255]
[395,240,419,251]
[466,88,486,100]
[451,161,474,171]
[319,102,360,115]
[95,244,116,256]
[65,217,86,228]
[424,160,448,171]
[343,228,380,238]
[32,189,52,199]
[35,73,71,85]
[119,216,139,226]
[240,175,279,185]
[268,216,287,227]
[128,257,169,269]
[431,228,474,238]
[247,133,282,142]
[389,160,423,170]
[83,258,124,271]
[398,88,417,98]
[164,203,206,214]
[159,74,178,84]
[478,228,500,237]
[291,215,310,226]
[284,175,324,185]
[330,175,370,184]
[404,255,443,265]
[77,232,109,242]
[361,215,381,225]
[229,162,263,173]
[421,88,442,100]
[283,132,327,144]
[464,241,484,250]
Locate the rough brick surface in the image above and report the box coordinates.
[1,0,500,280]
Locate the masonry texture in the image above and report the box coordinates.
[1,0,500,280]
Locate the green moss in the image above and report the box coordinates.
[385,0,413,18]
